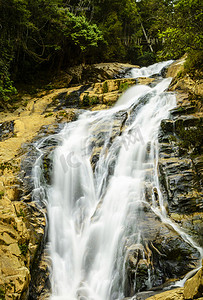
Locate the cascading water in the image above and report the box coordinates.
[127,60,173,78]
[32,61,202,300]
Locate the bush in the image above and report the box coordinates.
[119,82,129,92]
[82,94,100,107]
[102,82,108,93]
[0,56,17,105]
[18,241,29,256]
[0,77,17,102]
[137,51,156,67]
[184,51,203,78]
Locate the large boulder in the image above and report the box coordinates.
[144,261,203,300]
[184,260,203,299]
[124,204,200,297]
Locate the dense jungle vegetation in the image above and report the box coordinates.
[0,0,202,103]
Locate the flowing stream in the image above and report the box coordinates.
[32,61,202,300]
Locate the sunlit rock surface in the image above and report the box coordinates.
[0,59,202,299]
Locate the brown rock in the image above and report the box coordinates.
[184,262,203,299]
[166,55,187,78]
[137,77,155,85]
[145,288,184,300]
[103,91,120,104]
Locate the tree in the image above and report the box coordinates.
[158,0,203,58]
[0,0,103,104]
[91,0,141,61]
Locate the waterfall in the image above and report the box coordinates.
[128,60,174,78]
[32,61,201,300]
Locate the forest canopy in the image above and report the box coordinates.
[0,0,202,101]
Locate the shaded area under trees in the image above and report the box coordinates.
[0,0,202,105]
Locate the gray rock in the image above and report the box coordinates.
[0,120,14,141]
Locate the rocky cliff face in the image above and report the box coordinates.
[143,59,203,300]
[145,260,203,300]
[0,60,202,299]
[0,63,141,299]
[0,85,82,299]
[156,59,203,245]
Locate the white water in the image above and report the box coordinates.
[32,61,201,300]
[129,60,174,78]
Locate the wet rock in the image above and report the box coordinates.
[159,119,174,135]
[143,261,203,300]
[134,284,183,300]
[144,287,184,300]
[158,111,203,222]
[51,63,139,87]
[80,78,137,107]
[136,77,155,85]
[20,122,67,202]
[152,63,203,300]
[41,146,55,185]
[89,114,129,170]
[166,56,186,78]
[170,105,196,116]
[0,120,14,141]
[20,146,40,201]
[29,249,51,300]
[0,58,202,299]
[82,62,139,83]
[169,75,203,97]
[92,78,136,94]
[47,78,138,110]
[124,204,200,297]
[0,116,74,299]
[54,85,91,109]
[158,153,203,236]
[0,83,81,299]
[193,155,203,183]
[184,260,203,299]
[136,259,152,292]
[174,115,202,130]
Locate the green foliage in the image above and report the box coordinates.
[0,191,5,199]
[137,51,156,67]
[0,0,202,98]
[18,241,29,256]
[16,208,25,218]
[82,94,90,106]
[0,43,17,105]
[82,94,100,107]
[107,101,113,107]
[44,112,54,118]
[119,82,129,92]
[64,13,103,52]
[0,76,17,103]
[176,70,184,79]
[89,96,100,106]
[102,82,108,93]
[184,50,203,78]
[126,44,143,65]
[0,0,104,104]
[135,0,175,54]
[92,0,141,61]
[157,0,203,63]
